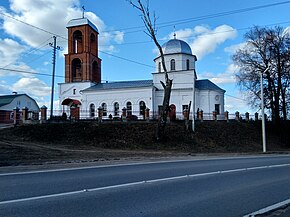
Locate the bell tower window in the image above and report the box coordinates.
[186,59,190,70]
[90,33,97,55]
[73,30,83,53]
[170,59,175,71]
[72,58,82,81]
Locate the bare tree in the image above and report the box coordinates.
[129,0,173,141]
[233,26,290,124]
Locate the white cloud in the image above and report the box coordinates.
[1,0,124,52]
[0,38,25,67]
[12,77,51,97]
[165,25,237,59]
[199,63,240,85]
[190,25,237,59]
[224,42,247,54]
[225,91,256,114]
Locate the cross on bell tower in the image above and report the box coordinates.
[64,17,102,83]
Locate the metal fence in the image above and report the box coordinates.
[0,108,265,124]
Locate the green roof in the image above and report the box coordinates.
[0,94,25,107]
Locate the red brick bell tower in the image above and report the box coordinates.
[64,18,102,83]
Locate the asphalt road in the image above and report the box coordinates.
[1,155,290,217]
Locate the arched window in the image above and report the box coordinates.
[170,59,175,71]
[114,102,119,116]
[101,103,107,116]
[126,101,132,116]
[139,101,146,116]
[186,59,190,70]
[72,58,82,81]
[89,104,95,118]
[90,33,96,54]
[158,62,161,72]
[73,30,83,53]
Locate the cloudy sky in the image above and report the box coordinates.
[0,0,289,114]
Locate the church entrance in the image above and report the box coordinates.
[168,104,176,121]
[61,98,81,120]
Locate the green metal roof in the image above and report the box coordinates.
[0,94,25,107]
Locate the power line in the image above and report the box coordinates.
[102,1,290,34]
[0,67,65,78]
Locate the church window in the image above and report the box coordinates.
[186,59,190,70]
[170,59,175,71]
[215,104,220,115]
[72,58,82,81]
[101,103,107,116]
[126,101,132,116]
[73,89,76,95]
[73,30,83,53]
[139,101,146,116]
[114,102,119,116]
[89,104,95,118]
[158,62,161,72]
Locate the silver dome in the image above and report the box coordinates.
[162,39,192,55]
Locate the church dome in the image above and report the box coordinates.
[162,39,192,55]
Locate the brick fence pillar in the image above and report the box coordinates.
[22,107,28,123]
[145,108,150,121]
[198,110,203,122]
[255,112,259,121]
[245,112,250,122]
[122,107,127,122]
[98,107,103,123]
[212,111,217,121]
[224,111,229,122]
[13,107,20,126]
[183,109,188,120]
[235,111,240,121]
[40,105,47,124]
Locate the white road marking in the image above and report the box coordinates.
[243,198,290,217]
[1,154,290,176]
[1,163,290,205]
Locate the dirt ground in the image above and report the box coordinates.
[0,121,289,170]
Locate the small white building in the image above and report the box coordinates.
[0,93,40,123]
[59,18,225,120]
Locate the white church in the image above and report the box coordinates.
[59,17,225,120]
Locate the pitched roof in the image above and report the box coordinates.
[83,80,153,92]
[195,79,225,92]
[0,94,25,107]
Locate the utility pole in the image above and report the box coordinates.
[261,65,270,153]
[49,36,60,119]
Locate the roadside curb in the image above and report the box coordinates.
[243,199,290,217]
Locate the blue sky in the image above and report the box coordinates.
[0,0,290,115]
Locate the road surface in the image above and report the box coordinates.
[1,155,290,217]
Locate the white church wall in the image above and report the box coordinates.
[195,89,225,120]
[81,86,152,119]
[153,70,195,90]
[59,82,94,105]
[153,88,194,120]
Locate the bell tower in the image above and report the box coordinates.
[64,18,102,83]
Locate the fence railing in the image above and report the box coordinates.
[0,106,268,125]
